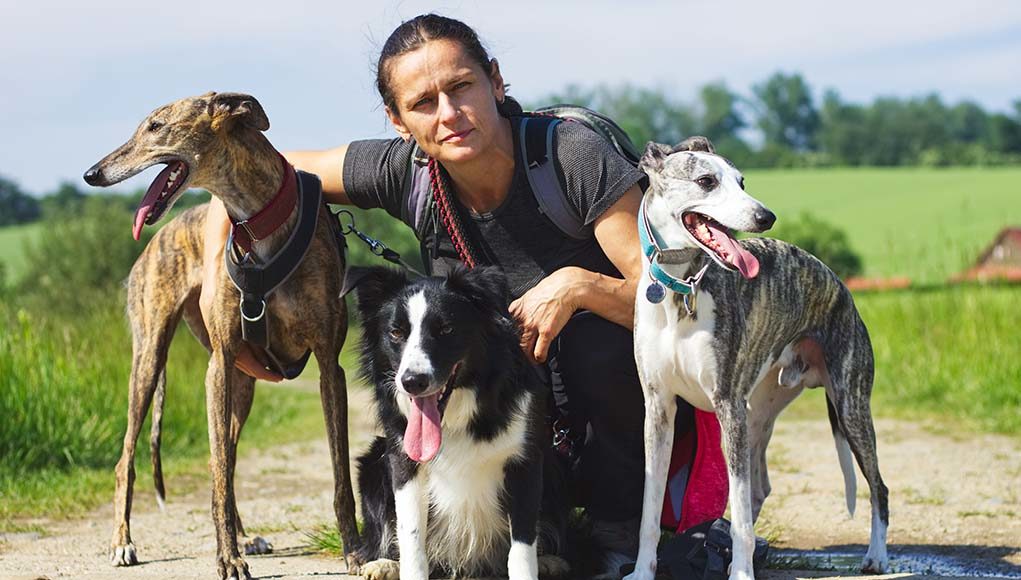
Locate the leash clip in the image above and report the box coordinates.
[236,220,260,244]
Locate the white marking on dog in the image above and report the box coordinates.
[394,475,429,580]
[397,291,432,392]
[862,502,889,573]
[507,539,538,580]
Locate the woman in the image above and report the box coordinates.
[200,13,689,572]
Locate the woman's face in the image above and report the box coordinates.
[385,38,506,165]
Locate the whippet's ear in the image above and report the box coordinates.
[639,142,674,173]
[208,92,271,133]
[673,136,716,155]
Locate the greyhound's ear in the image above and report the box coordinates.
[208,92,270,133]
[639,142,674,173]
[673,136,716,154]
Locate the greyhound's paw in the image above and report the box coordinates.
[110,543,138,566]
[243,536,273,555]
[360,558,400,580]
[217,554,251,580]
[538,554,571,578]
[861,553,889,574]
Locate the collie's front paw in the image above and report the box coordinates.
[538,554,571,578]
[360,558,400,580]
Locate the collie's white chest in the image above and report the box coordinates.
[634,276,718,412]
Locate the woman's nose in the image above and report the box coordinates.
[437,93,459,124]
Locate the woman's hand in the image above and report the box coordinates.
[509,267,587,364]
[200,200,284,383]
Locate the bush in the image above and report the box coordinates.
[765,212,863,279]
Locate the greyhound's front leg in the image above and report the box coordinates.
[625,389,677,580]
[206,351,249,580]
[716,397,755,580]
[392,458,429,580]
[316,352,361,560]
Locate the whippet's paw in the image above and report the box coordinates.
[359,558,400,580]
[538,554,571,578]
[243,535,273,555]
[861,553,889,574]
[110,542,139,566]
[728,569,755,580]
[216,554,251,580]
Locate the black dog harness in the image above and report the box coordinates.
[224,168,330,379]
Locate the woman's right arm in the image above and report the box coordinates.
[198,145,353,381]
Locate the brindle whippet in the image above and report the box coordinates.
[84,92,360,579]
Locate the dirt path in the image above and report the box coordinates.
[1,387,1019,579]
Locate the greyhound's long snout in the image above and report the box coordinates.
[753,208,776,232]
[83,165,104,186]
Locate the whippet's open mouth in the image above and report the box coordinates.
[133,160,190,240]
[682,211,760,279]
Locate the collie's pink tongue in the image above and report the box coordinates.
[132,164,176,240]
[707,222,760,279]
[404,393,442,463]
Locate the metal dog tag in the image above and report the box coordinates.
[646,281,666,304]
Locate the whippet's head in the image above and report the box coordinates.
[639,136,776,279]
[83,92,271,240]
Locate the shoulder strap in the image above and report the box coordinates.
[520,116,591,240]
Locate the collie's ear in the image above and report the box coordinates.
[639,142,674,173]
[354,266,409,320]
[673,136,716,154]
[445,265,511,317]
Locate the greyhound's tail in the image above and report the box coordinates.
[827,392,857,517]
[150,369,167,512]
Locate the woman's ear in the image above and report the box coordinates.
[385,106,413,142]
[489,58,506,103]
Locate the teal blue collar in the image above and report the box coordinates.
[638,197,708,296]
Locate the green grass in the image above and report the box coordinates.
[745,167,1021,284]
[0,221,44,280]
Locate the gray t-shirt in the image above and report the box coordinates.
[342,117,645,298]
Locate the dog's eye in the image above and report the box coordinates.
[738,177,746,190]
[438,325,453,336]
[148,120,164,132]
[389,328,406,341]
[696,176,717,189]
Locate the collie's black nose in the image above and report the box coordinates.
[754,208,776,231]
[83,166,103,186]
[400,371,431,396]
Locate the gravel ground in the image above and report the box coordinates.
[1,387,1018,580]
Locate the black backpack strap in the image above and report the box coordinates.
[403,144,437,274]
[519,116,591,240]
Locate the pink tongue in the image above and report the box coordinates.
[404,393,443,463]
[707,222,760,279]
[132,164,175,240]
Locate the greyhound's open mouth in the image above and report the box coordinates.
[682,212,760,279]
[133,160,190,240]
[404,362,461,464]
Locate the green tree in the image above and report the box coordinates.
[767,212,862,279]
[40,181,88,217]
[0,175,41,225]
[752,72,820,152]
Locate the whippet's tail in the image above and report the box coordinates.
[826,393,857,516]
[150,369,167,511]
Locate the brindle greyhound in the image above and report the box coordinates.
[625,138,888,580]
[83,92,360,579]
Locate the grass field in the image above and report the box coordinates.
[0,221,43,281]
[745,167,1021,284]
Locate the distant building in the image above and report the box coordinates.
[951,227,1021,283]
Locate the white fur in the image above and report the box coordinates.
[507,539,539,580]
[394,476,429,580]
[396,291,433,392]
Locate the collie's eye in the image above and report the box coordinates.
[696,176,717,189]
[389,328,406,341]
[148,120,164,132]
[438,325,453,336]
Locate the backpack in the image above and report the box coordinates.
[400,105,642,270]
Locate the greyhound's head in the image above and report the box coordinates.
[639,136,776,279]
[83,92,270,240]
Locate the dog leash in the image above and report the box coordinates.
[334,209,426,297]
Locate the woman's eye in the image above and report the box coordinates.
[412,97,433,110]
[453,81,470,90]
[389,329,406,341]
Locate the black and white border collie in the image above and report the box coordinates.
[349,266,568,580]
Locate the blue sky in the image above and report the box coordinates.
[3,0,1020,195]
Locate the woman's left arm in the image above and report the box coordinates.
[509,184,643,363]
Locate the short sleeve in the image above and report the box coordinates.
[552,121,646,225]
[342,138,416,223]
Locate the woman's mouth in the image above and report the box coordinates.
[442,128,473,143]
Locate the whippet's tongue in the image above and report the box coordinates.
[404,393,442,463]
[132,164,175,240]
[707,222,760,279]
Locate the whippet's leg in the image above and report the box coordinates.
[206,351,249,580]
[316,348,361,562]
[111,319,176,566]
[625,389,677,580]
[716,396,755,580]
